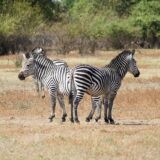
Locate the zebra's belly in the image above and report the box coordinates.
[86,88,104,97]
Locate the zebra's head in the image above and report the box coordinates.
[127,50,140,77]
[18,52,36,80]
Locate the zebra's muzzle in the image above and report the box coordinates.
[134,71,140,77]
[18,72,25,80]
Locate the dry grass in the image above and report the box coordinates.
[0,49,160,160]
[124,76,160,83]
[0,89,160,120]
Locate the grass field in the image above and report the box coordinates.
[0,49,160,160]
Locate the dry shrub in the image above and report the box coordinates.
[76,37,97,55]
[54,30,75,55]
[14,54,22,68]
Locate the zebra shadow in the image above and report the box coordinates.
[116,119,160,126]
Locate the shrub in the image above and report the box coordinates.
[14,54,22,68]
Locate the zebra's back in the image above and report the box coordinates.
[73,64,118,96]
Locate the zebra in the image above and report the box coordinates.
[18,48,69,122]
[18,47,102,123]
[69,50,140,123]
[29,48,68,99]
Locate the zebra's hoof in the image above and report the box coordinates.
[48,115,55,122]
[86,117,90,122]
[75,118,80,123]
[61,117,66,122]
[109,118,115,124]
[104,118,109,123]
[70,118,74,123]
[95,118,100,122]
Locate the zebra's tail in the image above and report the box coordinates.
[69,69,74,104]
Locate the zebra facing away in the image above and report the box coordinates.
[18,47,102,123]
[70,50,140,123]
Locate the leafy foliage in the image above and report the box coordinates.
[0,1,45,36]
[1,0,160,55]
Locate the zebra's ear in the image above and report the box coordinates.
[32,47,46,57]
[32,47,44,54]
[23,52,30,59]
[132,49,135,56]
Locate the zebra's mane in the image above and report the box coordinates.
[103,50,133,78]
[33,53,69,72]
[105,50,131,69]
[35,54,53,67]
[31,48,69,68]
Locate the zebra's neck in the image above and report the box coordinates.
[34,56,55,81]
[105,56,129,79]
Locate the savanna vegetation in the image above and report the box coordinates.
[0,0,160,55]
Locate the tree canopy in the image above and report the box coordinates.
[0,0,160,55]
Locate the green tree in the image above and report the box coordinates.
[130,0,160,47]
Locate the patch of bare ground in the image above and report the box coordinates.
[0,116,159,160]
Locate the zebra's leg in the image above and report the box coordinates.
[70,101,74,123]
[69,91,74,123]
[33,79,40,96]
[48,94,56,122]
[108,95,116,124]
[95,97,102,122]
[73,92,84,123]
[57,94,67,122]
[86,97,97,122]
[104,97,109,123]
[40,82,45,99]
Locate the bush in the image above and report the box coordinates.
[130,0,160,48]
[0,1,47,55]
[14,54,22,68]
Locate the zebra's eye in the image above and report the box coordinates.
[27,64,30,67]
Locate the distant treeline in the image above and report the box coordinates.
[0,0,160,55]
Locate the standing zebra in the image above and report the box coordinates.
[18,49,70,122]
[18,48,102,123]
[70,50,140,123]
